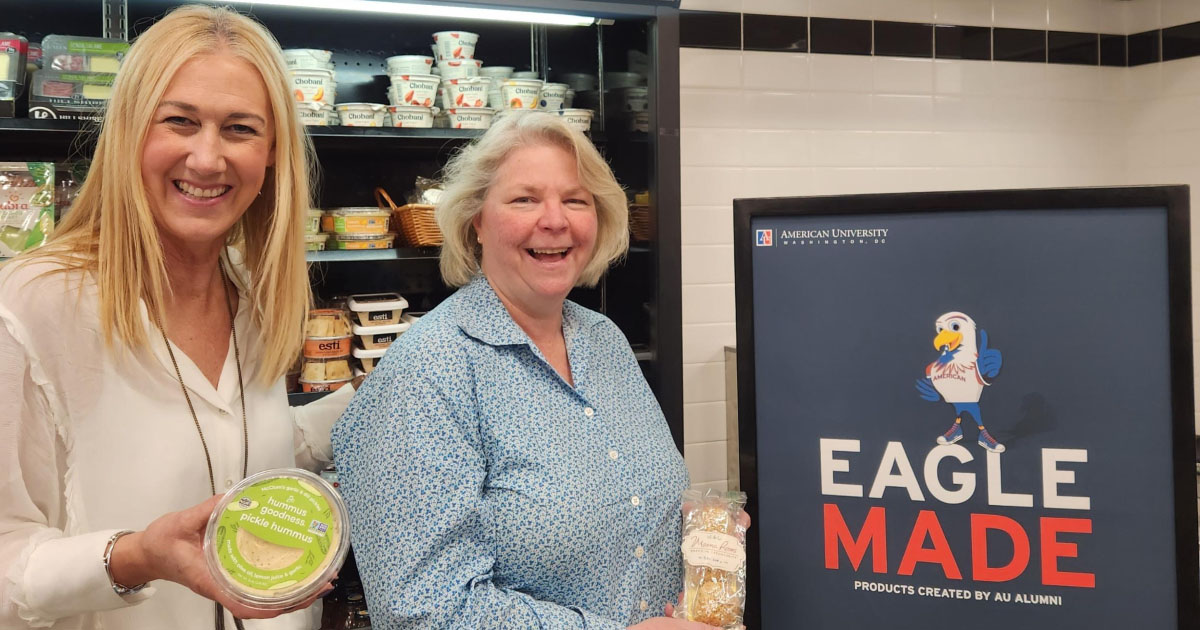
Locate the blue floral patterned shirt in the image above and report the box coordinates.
[332,275,690,630]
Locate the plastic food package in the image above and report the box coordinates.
[32,70,116,101]
[0,163,55,257]
[41,35,128,73]
[674,488,748,630]
[0,33,29,101]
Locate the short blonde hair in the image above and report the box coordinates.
[25,4,314,384]
[436,111,629,287]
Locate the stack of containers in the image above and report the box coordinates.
[300,309,354,392]
[434,31,493,129]
[284,49,338,126]
[0,33,29,117]
[304,207,326,252]
[604,71,649,133]
[559,72,597,132]
[347,293,411,375]
[385,55,438,128]
[29,35,131,121]
[321,206,395,250]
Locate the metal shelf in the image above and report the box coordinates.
[307,247,440,263]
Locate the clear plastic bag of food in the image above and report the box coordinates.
[0,162,55,257]
[674,488,747,630]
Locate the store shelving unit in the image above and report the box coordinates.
[7,0,684,450]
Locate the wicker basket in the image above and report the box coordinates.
[629,204,651,243]
[375,187,443,247]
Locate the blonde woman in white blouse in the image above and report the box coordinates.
[0,6,352,629]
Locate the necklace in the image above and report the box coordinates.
[156,264,248,630]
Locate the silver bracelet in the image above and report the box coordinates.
[101,530,148,597]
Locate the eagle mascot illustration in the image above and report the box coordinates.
[915,312,1005,453]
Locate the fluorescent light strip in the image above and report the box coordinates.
[225,0,597,26]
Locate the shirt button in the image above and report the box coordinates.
[634,545,645,558]
[639,600,648,611]
[224,479,233,489]
[630,495,640,506]
[608,449,619,460]
[583,407,595,418]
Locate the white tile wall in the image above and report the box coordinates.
[677,2,1200,491]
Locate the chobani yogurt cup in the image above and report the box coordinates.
[537,82,568,110]
[203,468,348,610]
[560,72,596,91]
[433,30,479,60]
[442,77,489,108]
[283,49,332,70]
[511,70,539,80]
[558,108,594,133]
[387,73,438,107]
[610,86,648,113]
[290,69,335,105]
[499,78,543,110]
[437,59,481,80]
[388,105,433,128]
[446,107,494,129]
[296,101,335,126]
[564,88,575,108]
[385,54,434,75]
[335,103,387,127]
[479,65,514,80]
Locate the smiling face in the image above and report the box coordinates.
[473,142,598,317]
[141,52,275,256]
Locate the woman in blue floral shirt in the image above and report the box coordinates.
[332,112,714,630]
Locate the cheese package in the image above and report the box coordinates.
[0,163,55,257]
[41,35,129,73]
[32,70,116,102]
[673,488,748,630]
[0,33,29,103]
[204,468,349,610]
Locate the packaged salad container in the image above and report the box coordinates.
[203,468,349,611]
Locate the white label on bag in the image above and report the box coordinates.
[681,531,746,572]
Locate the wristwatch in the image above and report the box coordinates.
[102,530,149,596]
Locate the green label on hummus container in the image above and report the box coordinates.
[214,477,335,592]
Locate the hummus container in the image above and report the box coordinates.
[296,101,335,126]
[538,82,568,110]
[304,208,323,234]
[352,346,387,375]
[203,468,348,610]
[511,70,539,80]
[290,68,334,105]
[560,72,596,91]
[499,78,542,110]
[283,49,332,70]
[328,233,396,250]
[433,31,479,60]
[559,108,594,133]
[353,320,411,350]
[304,233,328,252]
[386,54,434,75]
[442,77,489,108]
[605,71,645,88]
[387,73,438,107]
[348,292,409,326]
[479,65,514,80]
[301,356,352,382]
[437,59,481,80]
[299,376,351,392]
[387,105,433,128]
[446,107,494,129]
[321,208,390,234]
[335,103,387,127]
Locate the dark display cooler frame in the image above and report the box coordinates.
[3,0,685,450]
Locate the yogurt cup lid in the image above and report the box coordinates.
[203,468,348,610]
[289,68,335,77]
[335,102,386,111]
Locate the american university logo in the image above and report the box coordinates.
[756,229,773,246]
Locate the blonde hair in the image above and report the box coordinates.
[25,4,313,384]
[436,111,629,287]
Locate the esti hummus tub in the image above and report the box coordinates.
[335,103,387,127]
[203,468,348,610]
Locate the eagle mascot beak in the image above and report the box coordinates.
[933,329,961,352]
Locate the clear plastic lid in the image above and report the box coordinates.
[203,468,349,610]
[347,292,409,313]
[326,207,390,218]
